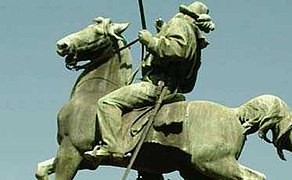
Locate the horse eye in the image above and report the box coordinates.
[94,20,102,24]
[93,17,103,24]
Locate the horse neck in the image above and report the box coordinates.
[70,41,132,99]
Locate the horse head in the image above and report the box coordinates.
[56,16,130,70]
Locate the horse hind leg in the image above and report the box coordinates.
[192,156,266,180]
[35,158,55,180]
[238,164,266,180]
[55,136,83,180]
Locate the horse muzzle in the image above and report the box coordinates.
[56,40,72,57]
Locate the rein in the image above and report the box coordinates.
[115,38,139,53]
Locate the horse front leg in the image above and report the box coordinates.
[55,136,83,180]
[35,157,55,180]
[35,154,100,180]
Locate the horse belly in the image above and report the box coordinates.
[134,143,192,174]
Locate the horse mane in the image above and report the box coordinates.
[237,95,290,141]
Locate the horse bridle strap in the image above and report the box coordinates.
[72,46,115,71]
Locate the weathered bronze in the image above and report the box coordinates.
[34,2,291,180]
[35,15,292,180]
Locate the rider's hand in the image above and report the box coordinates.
[155,18,164,33]
[197,14,212,22]
[138,30,153,46]
[195,14,215,33]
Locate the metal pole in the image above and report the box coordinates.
[122,82,167,180]
[138,0,147,68]
[121,1,150,179]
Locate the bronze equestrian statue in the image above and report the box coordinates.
[35,2,292,180]
[35,16,292,180]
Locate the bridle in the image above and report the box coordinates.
[65,33,139,71]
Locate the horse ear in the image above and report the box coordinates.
[113,23,130,35]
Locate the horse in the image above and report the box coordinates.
[35,16,134,180]
[35,17,292,180]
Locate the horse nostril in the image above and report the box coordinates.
[56,41,70,57]
[57,42,69,49]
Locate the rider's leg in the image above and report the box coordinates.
[91,81,167,156]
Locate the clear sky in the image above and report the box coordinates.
[1,0,292,179]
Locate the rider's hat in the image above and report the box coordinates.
[179,1,209,20]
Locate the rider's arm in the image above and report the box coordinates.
[143,18,197,61]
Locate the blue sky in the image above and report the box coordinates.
[1,0,292,179]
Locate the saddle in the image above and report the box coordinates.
[120,93,187,153]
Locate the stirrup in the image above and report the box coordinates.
[84,145,131,159]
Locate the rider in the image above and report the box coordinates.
[86,1,215,157]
